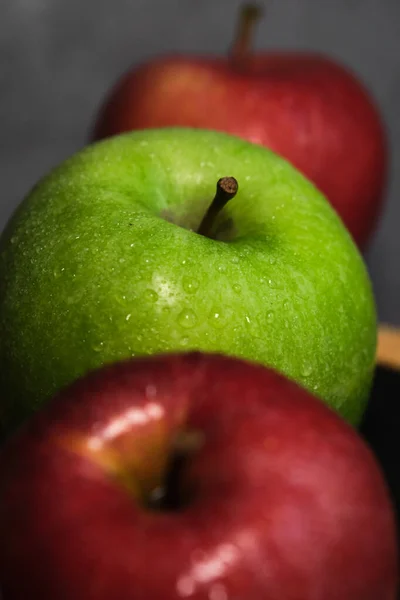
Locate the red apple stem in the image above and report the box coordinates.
[230,3,264,67]
[148,430,204,511]
[197,177,239,238]
[172,430,205,454]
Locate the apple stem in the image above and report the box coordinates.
[197,177,239,238]
[230,4,263,67]
[172,430,205,454]
[148,430,204,511]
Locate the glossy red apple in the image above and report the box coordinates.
[0,352,397,600]
[92,5,387,249]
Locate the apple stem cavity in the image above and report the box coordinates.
[148,430,204,512]
[197,177,238,238]
[231,3,263,67]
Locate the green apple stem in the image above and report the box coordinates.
[197,177,239,238]
[231,3,263,67]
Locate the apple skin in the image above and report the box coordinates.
[0,128,376,432]
[92,53,387,249]
[0,352,397,600]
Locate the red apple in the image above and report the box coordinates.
[0,353,397,599]
[92,5,387,249]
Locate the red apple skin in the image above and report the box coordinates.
[92,53,387,249]
[0,353,397,600]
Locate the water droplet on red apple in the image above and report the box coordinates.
[209,582,228,600]
[178,309,197,328]
[146,384,157,399]
[176,575,194,597]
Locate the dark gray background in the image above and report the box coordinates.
[1,0,399,323]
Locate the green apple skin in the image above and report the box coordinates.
[0,128,376,432]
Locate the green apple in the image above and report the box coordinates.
[0,128,376,433]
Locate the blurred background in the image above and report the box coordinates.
[0,0,399,324]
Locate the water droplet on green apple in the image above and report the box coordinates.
[144,289,158,303]
[267,312,274,321]
[245,315,251,324]
[283,301,289,309]
[217,265,226,273]
[231,256,239,264]
[182,277,199,293]
[301,363,313,377]
[119,258,125,263]
[181,337,189,346]
[178,309,197,328]
[210,312,223,328]
[92,342,104,352]
[126,313,132,321]
[269,256,276,265]
[233,284,241,293]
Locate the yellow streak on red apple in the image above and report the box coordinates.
[56,401,186,503]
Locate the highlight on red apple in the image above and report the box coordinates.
[0,352,397,599]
